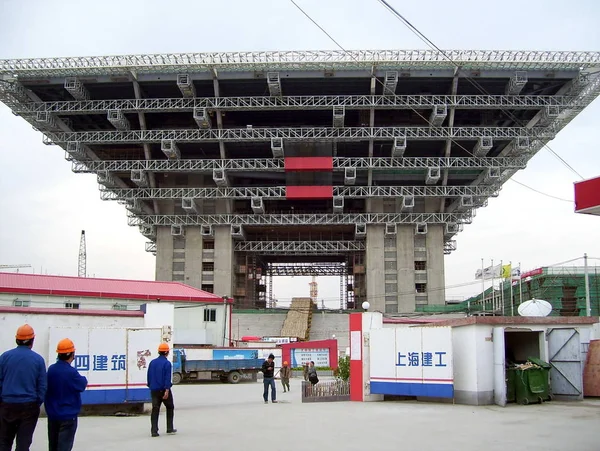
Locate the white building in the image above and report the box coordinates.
[0,272,232,347]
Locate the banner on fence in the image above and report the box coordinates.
[369,327,454,398]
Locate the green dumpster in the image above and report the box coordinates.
[515,357,552,405]
[506,367,517,403]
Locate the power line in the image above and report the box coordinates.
[509,179,573,203]
[288,0,580,205]
[375,0,585,180]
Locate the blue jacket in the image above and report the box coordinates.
[0,345,47,404]
[147,355,173,391]
[45,360,88,421]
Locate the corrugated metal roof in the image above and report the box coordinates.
[0,272,225,303]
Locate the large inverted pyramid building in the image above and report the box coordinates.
[1,49,599,312]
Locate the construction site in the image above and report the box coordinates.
[1,50,600,318]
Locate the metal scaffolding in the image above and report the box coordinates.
[267,262,347,277]
[12,94,584,115]
[2,50,599,77]
[99,185,499,201]
[44,126,555,144]
[72,156,528,173]
[235,241,365,254]
[126,212,473,226]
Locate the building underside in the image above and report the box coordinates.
[1,50,600,312]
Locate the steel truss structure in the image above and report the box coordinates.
[235,241,364,254]
[45,126,555,144]
[2,50,600,76]
[126,212,473,227]
[266,262,347,277]
[14,94,584,115]
[101,185,499,201]
[72,156,528,173]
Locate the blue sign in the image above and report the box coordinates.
[213,349,259,360]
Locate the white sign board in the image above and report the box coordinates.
[350,331,362,361]
[369,327,454,398]
[48,327,162,405]
[290,348,330,368]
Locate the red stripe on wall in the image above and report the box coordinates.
[284,157,333,172]
[574,176,600,213]
[286,186,333,200]
[349,313,363,402]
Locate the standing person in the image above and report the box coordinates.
[280,361,291,393]
[261,354,277,404]
[302,362,309,382]
[0,324,47,451]
[307,361,319,385]
[147,343,176,438]
[45,338,88,451]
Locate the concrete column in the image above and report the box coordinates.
[214,226,234,298]
[155,226,174,281]
[366,224,385,312]
[184,227,203,288]
[426,224,445,305]
[397,225,416,313]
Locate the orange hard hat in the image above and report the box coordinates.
[56,338,75,354]
[15,324,35,340]
[158,343,170,352]
[283,361,288,365]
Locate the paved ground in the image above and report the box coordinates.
[28,378,600,451]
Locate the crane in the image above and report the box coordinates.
[309,275,318,305]
[78,230,86,278]
[0,264,32,273]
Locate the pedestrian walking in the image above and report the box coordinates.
[307,361,319,385]
[280,361,291,393]
[0,324,47,451]
[261,354,277,403]
[303,362,309,382]
[147,343,176,438]
[45,338,88,451]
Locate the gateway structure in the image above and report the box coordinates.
[1,50,600,313]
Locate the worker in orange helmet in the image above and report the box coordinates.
[45,338,88,451]
[146,343,176,438]
[280,361,291,393]
[0,324,47,451]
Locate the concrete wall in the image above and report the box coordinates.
[184,227,203,288]
[155,226,174,282]
[397,225,416,313]
[174,304,229,346]
[309,311,350,352]
[366,224,385,312]
[426,224,445,305]
[231,312,287,342]
[214,226,233,297]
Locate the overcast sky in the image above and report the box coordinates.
[0,0,599,308]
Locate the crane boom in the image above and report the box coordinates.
[78,230,87,277]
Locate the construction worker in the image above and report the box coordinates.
[45,338,88,451]
[0,324,47,451]
[147,343,176,438]
[261,354,277,404]
[280,361,291,393]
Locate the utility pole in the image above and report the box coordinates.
[584,253,591,316]
[78,230,87,278]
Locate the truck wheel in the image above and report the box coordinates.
[228,371,241,384]
[173,373,182,385]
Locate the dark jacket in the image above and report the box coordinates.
[0,345,47,404]
[147,356,173,391]
[261,360,275,378]
[45,360,88,421]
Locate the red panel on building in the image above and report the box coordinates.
[284,157,333,172]
[286,186,333,199]
[575,176,600,216]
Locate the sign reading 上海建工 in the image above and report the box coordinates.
[369,327,453,398]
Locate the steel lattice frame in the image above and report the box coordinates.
[43,126,555,144]
[12,94,585,115]
[266,262,347,277]
[235,241,365,254]
[2,50,600,76]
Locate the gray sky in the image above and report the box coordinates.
[1,0,599,307]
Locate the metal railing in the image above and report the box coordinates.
[301,380,350,403]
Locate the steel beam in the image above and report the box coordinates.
[72,156,528,173]
[267,263,347,277]
[10,94,583,116]
[45,126,555,144]
[100,185,499,201]
[126,212,473,226]
[235,240,365,254]
[2,50,599,77]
